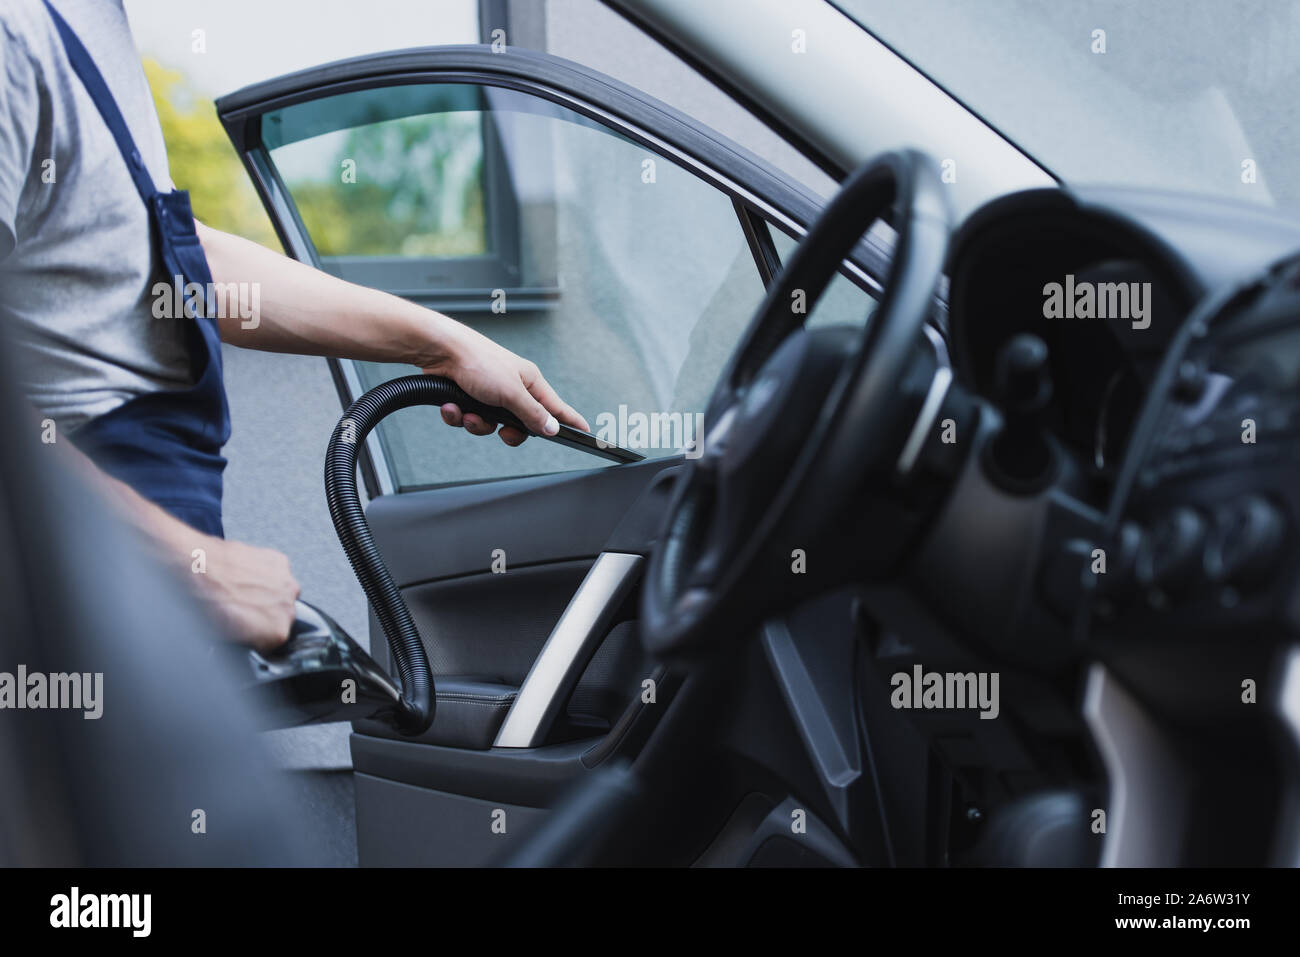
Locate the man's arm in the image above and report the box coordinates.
[195,222,589,444]
[55,434,300,652]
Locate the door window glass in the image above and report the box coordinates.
[262,83,767,488]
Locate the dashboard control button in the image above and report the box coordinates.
[1204,495,1285,587]
[1171,358,1210,403]
[1091,522,1144,601]
[1135,506,1207,593]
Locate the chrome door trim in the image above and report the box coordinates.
[1274,647,1300,866]
[494,552,643,748]
[1082,663,1187,867]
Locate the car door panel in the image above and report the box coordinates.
[217,44,884,866]
[354,773,550,867]
[363,457,673,587]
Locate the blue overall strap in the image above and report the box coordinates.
[41,1,157,206]
[41,0,232,538]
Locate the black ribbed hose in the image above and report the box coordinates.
[324,375,530,735]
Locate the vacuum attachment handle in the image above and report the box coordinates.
[322,375,640,736]
[452,392,643,464]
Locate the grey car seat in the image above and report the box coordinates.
[0,331,311,866]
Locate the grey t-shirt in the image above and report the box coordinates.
[0,0,192,434]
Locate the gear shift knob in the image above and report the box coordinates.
[985,334,1056,493]
[994,333,1053,415]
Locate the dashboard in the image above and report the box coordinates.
[882,179,1300,867]
[932,183,1300,668]
[943,187,1300,506]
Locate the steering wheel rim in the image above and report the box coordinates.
[640,149,951,661]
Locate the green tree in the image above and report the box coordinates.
[142,58,282,252]
[286,113,486,258]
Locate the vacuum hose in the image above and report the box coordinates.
[324,375,531,735]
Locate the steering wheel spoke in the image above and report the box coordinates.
[641,150,951,661]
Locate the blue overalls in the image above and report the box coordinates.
[44,2,231,537]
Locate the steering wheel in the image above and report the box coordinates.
[242,151,949,737]
[640,150,951,661]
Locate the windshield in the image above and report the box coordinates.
[837,0,1300,219]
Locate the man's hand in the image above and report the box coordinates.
[53,428,301,651]
[189,537,300,653]
[424,322,591,446]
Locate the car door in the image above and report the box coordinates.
[216,44,886,865]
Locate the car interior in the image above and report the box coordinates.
[3,0,1300,869]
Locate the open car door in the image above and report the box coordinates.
[216,44,886,865]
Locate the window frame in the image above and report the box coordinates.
[258,85,539,313]
[217,47,899,497]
